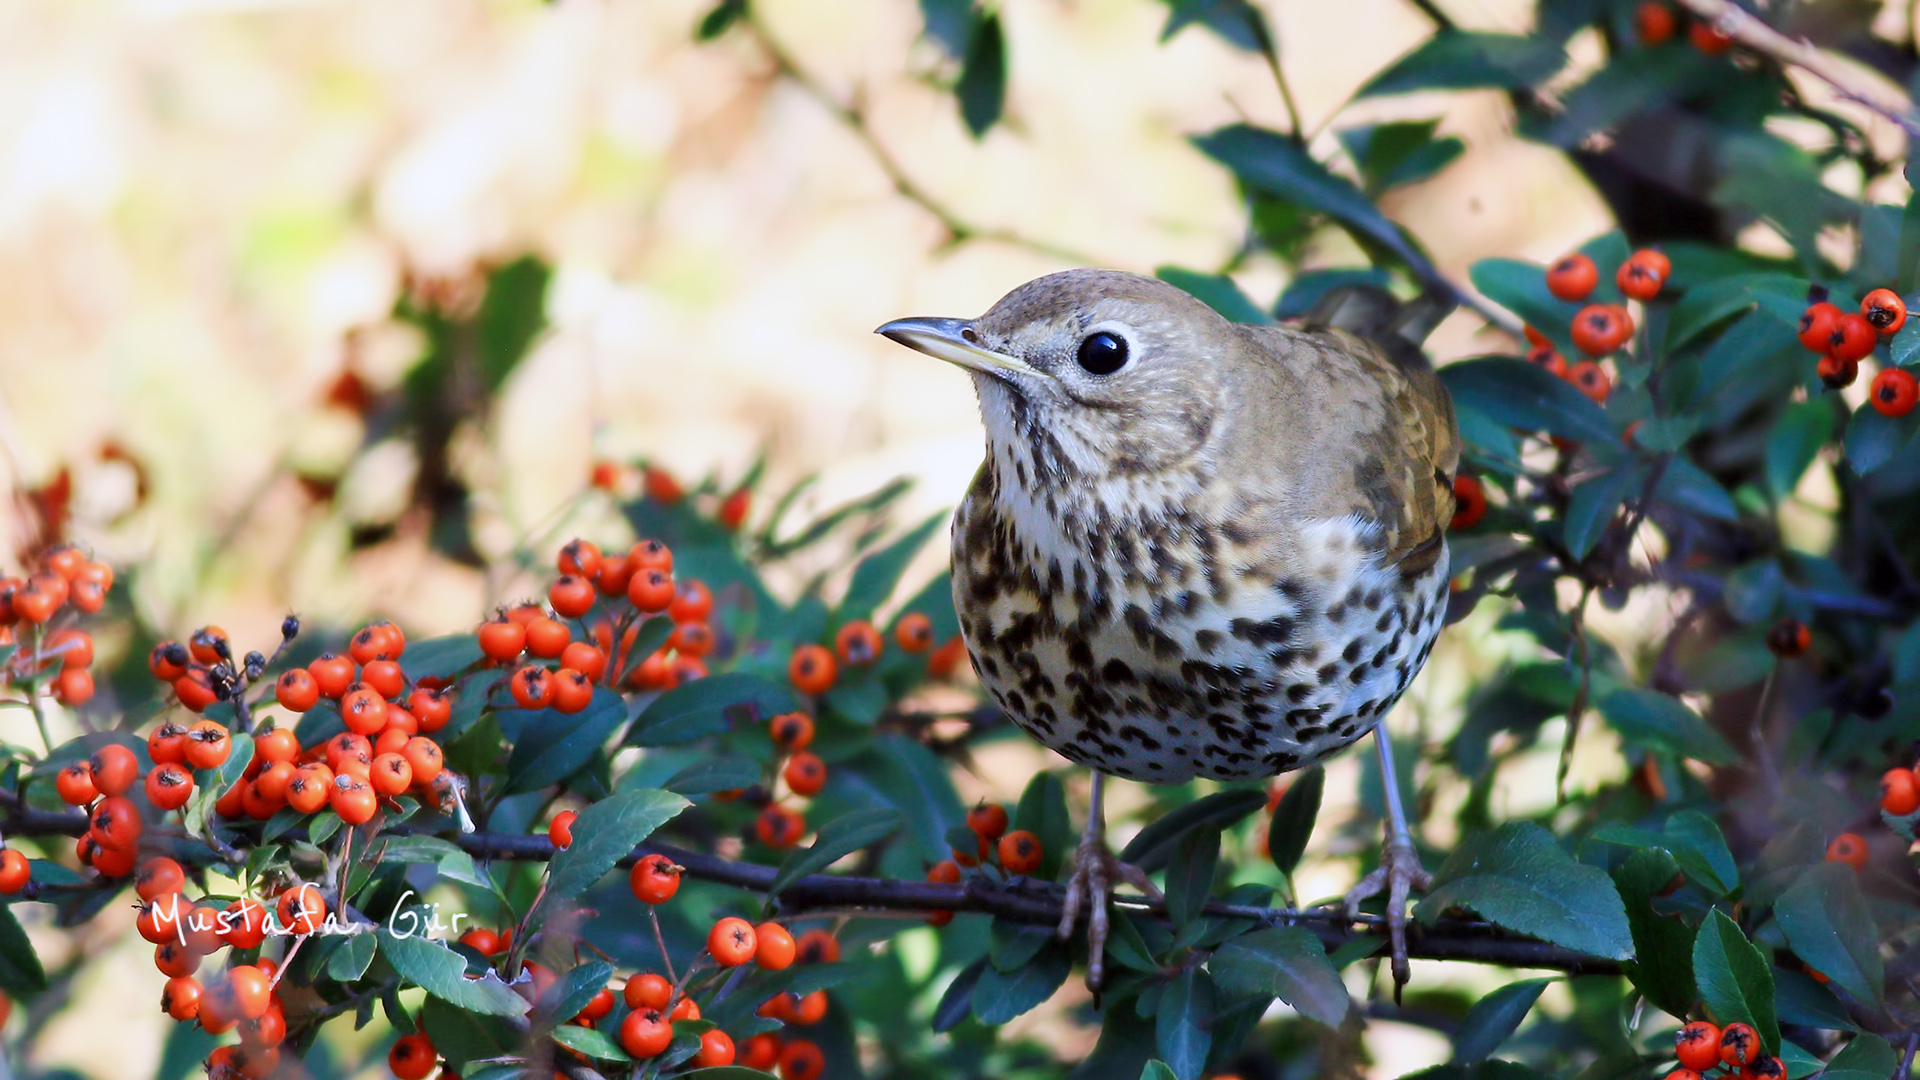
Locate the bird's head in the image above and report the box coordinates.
[877,269,1236,483]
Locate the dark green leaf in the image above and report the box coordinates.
[1613,848,1696,1018]
[956,12,1005,138]
[1194,124,1438,281]
[823,674,888,726]
[933,957,985,1032]
[327,932,377,981]
[626,672,798,747]
[1164,828,1220,928]
[382,930,529,1015]
[920,0,973,56]
[1274,268,1391,319]
[988,918,1055,973]
[1141,1063,1180,1080]
[420,996,524,1070]
[1105,912,1162,972]
[1693,909,1778,1053]
[1359,31,1564,97]
[1663,276,1761,353]
[1267,766,1323,877]
[850,733,966,862]
[1441,357,1622,449]
[972,941,1070,1023]
[1469,259,1580,348]
[1209,927,1348,1026]
[1155,267,1274,325]
[1419,822,1633,960]
[543,961,615,1027]
[1662,811,1738,896]
[542,788,691,905]
[695,0,747,40]
[1564,465,1639,560]
[1767,401,1836,499]
[398,635,483,682]
[1014,771,1071,880]
[1818,1033,1896,1080]
[1120,789,1266,873]
[1845,405,1920,475]
[663,754,761,795]
[839,511,945,621]
[0,903,47,995]
[1157,0,1270,51]
[551,1023,630,1063]
[474,256,551,388]
[1774,863,1882,1007]
[1599,689,1737,764]
[1771,966,1855,1032]
[1156,969,1215,1080]
[1655,458,1738,521]
[768,808,902,896]
[1453,978,1550,1063]
[502,690,630,794]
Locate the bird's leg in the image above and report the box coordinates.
[1056,773,1161,994]
[1341,725,1431,998]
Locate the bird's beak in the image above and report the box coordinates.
[875,317,1049,380]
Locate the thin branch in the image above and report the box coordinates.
[1671,0,1920,139]
[453,830,1621,974]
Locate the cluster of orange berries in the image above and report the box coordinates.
[1536,247,1673,405]
[136,863,334,1079]
[1667,1020,1782,1080]
[0,545,117,706]
[1634,2,1735,55]
[479,537,718,704]
[151,620,447,827]
[786,609,962,698]
[590,461,752,533]
[921,802,1041,927]
[1794,288,1917,415]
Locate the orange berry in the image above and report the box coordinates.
[173,667,217,712]
[90,743,138,796]
[1546,253,1598,302]
[895,612,935,653]
[630,854,681,904]
[1829,312,1878,362]
[408,686,453,731]
[1864,288,1908,334]
[55,761,97,806]
[286,762,333,814]
[627,568,674,613]
[669,580,713,623]
[784,751,827,797]
[756,921,797,970]
[223,897,269,950]
[338,684,388,736]
[1689,20,1731,54]
[148,641,189,682]
[331,774,377,825]
[1766,617,1810,658]
[699,1028,737,1067]
[1826,832,1868,869]
[743,1033,783,1070]
[779,1038,826,1080]
[360,659,405,699]
[1636,1,1675,44]
[277,884,327,935]
[477,617,526,663]
[624,972,671,1011]
[1568,360,1611,404]
[145,763,195,811]
[1881,768,1920,815]
[1719,1023,1758,1067]
[1871,368,1919,417]
[796,929,840,964]
[524,615,571,658]
[709,917,758,966]
[559,641,606,682]
[188,626,229,666]
[998,830,1043,875]
[401,736,443,785]
[834,621,883,667]
[369,752,413,797]
[182,720,232,771]
[789,644,837,695]
[162,975,202,1021]
[770,711,815,751]
[1570,303,1632,356]
[967,802,1010,841]
[620,1008,673,1058]
[549,575,597,619]
[307,653,355,699]
[459,926,501,955]
[558,538,603,579]
[1817,354,1859,389]
[928,635,968,679]
[154,942,198,978]
[388,1032,438,1079]
[1617,250,1668,300]
[509,665,556,709]
[1450,475,1488,530]
[756,804,806,849]
[137,857,185,901]
[552,668,595,713]
[549,809,578,850]
[0,850,27,895]
[254,727,299,765]
[1799,302,1842,351]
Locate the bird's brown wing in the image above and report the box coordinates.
[1229,323,1460,579]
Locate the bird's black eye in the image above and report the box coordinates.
[1076,331,1128,375]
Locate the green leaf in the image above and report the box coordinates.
[1469,259,1580,347]
[933,957,985,1032]
[551,1023,630,1063]
[381,930,529,1015]
[839,511,945,621]
[1771,966,1855,1032]
[1339,121,1464,195]
[1193,124,1438,281]
[1662,811,1738,896]
[1274,267,1391,319]
[542,788,691,904]
[1818,1033,1897,1080]
[1564,465,1639,560]
[972,940,1071,1023]
[1141,1063,1180,1080]
[1157,0,1270,51]
[1663,276,1762,354]
[398,635,483,682]
[0,903,47,995]
[1767,401,1835,499]
[1453,978,1551,1063]
[543,960,615,1027]
[1774,863,1883,1007]
[1656,458,1738,521]
[1693,909,1778,1053]
[626,672,798,747]
[1442,357,1621,449]
[1599,689,1738,764]
[1359,31,1564,97]
[768,808,902,896]
[327,932,377,981]
[988,918,1055,973]
[1266,767,1324,877]
[1156,969,1214,1080]
[1611,849,1696,1019]
[695,0,747,40]
[1208,926,1348,1026]
[1418,822,1634,960]
[420,996,524,1070]
[823,674,889,726]
[1164,828,1220,928]
[502,690,631,794]
[1119,789,1266,873]
[851,733,966,862]
[956,11,1005,138]
[1845,405,1920,475]
[663,754,761,795]
[1155,267,1275,325]
[1013,771,1071,880]
[919,0,973,55]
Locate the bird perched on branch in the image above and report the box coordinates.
[879,269,1458,993]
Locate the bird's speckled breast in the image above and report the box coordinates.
[951,459,1448,783]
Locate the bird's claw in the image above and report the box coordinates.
[1340,833,1431,999]
[1056,831,1162,995]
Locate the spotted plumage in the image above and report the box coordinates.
[887,269,1458,785]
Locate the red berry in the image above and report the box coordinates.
[1546,253,1599,302]
[1871,367,1919,417]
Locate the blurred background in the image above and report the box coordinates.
[2,0,1901,1076]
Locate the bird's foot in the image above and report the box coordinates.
[1056,830,1162,996]
[1340,833,1432,999]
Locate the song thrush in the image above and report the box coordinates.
[878,269,1459,992]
